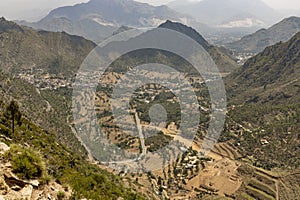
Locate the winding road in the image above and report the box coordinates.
[134,110,147,156]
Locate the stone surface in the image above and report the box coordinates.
[20,185,33,199]
[0,157,72,200]
[11,185,22,191]
[28,180,40,187]
[0,143,9,154]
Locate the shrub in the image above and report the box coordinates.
[4,144,46,180]
[0,124,11,138]
[57,191,66,200]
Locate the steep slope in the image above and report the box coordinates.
[0,17,96,155]
[0,17,95,78]
[0,90,144,199]
[224,31,300,169]
[227,16,300,53]
[159,20,238,73]
[20,0,192,43]
[0,69,87,157]
[227,31,300,103]
[168,0,280,28]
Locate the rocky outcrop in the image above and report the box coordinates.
[0,143,9,155]
[0,142,71,200]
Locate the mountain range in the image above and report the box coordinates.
[168,0,281,28]
[2,17,237,77]
[19,0,193,43]
[227,16,300,53]
[18,0,286,46]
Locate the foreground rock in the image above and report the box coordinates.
[0,142,71,200]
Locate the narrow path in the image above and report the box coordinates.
[44,100,52,112]
[94,110,147,166]
[35,87,52,112]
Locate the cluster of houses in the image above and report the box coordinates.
[17,69,71,90]
[235,52,255,65]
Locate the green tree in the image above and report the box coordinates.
[5,100,22,134]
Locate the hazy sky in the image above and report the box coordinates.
[0,0,299,21]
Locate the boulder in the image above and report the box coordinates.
[20,185,33,199]
[3,171,40,188]
[3,171,27,188]
[0,143,9,154]
[0,177,8,195]
[28,180,40,188]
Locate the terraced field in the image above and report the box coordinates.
[245,185,275,200]
[211,142,243,160]
[235,165,300,200]
[247,178,276,199]
[237,179,276,199]
[277,172,300,200]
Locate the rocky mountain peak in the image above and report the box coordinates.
[159,20,210,50]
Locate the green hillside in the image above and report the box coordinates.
[224,31,300,169]
[0,17,95,78]
[0,17,97,155]
[0,97,143,199]
[227,31,300,104]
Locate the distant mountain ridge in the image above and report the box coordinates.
[18,0,193,43]
[227,16,300,53]
[43,0,190,27]
[168,0,281,28]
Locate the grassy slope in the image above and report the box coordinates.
[0,18,96,155]
[223,32,300,169]
[0,110,144,199]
